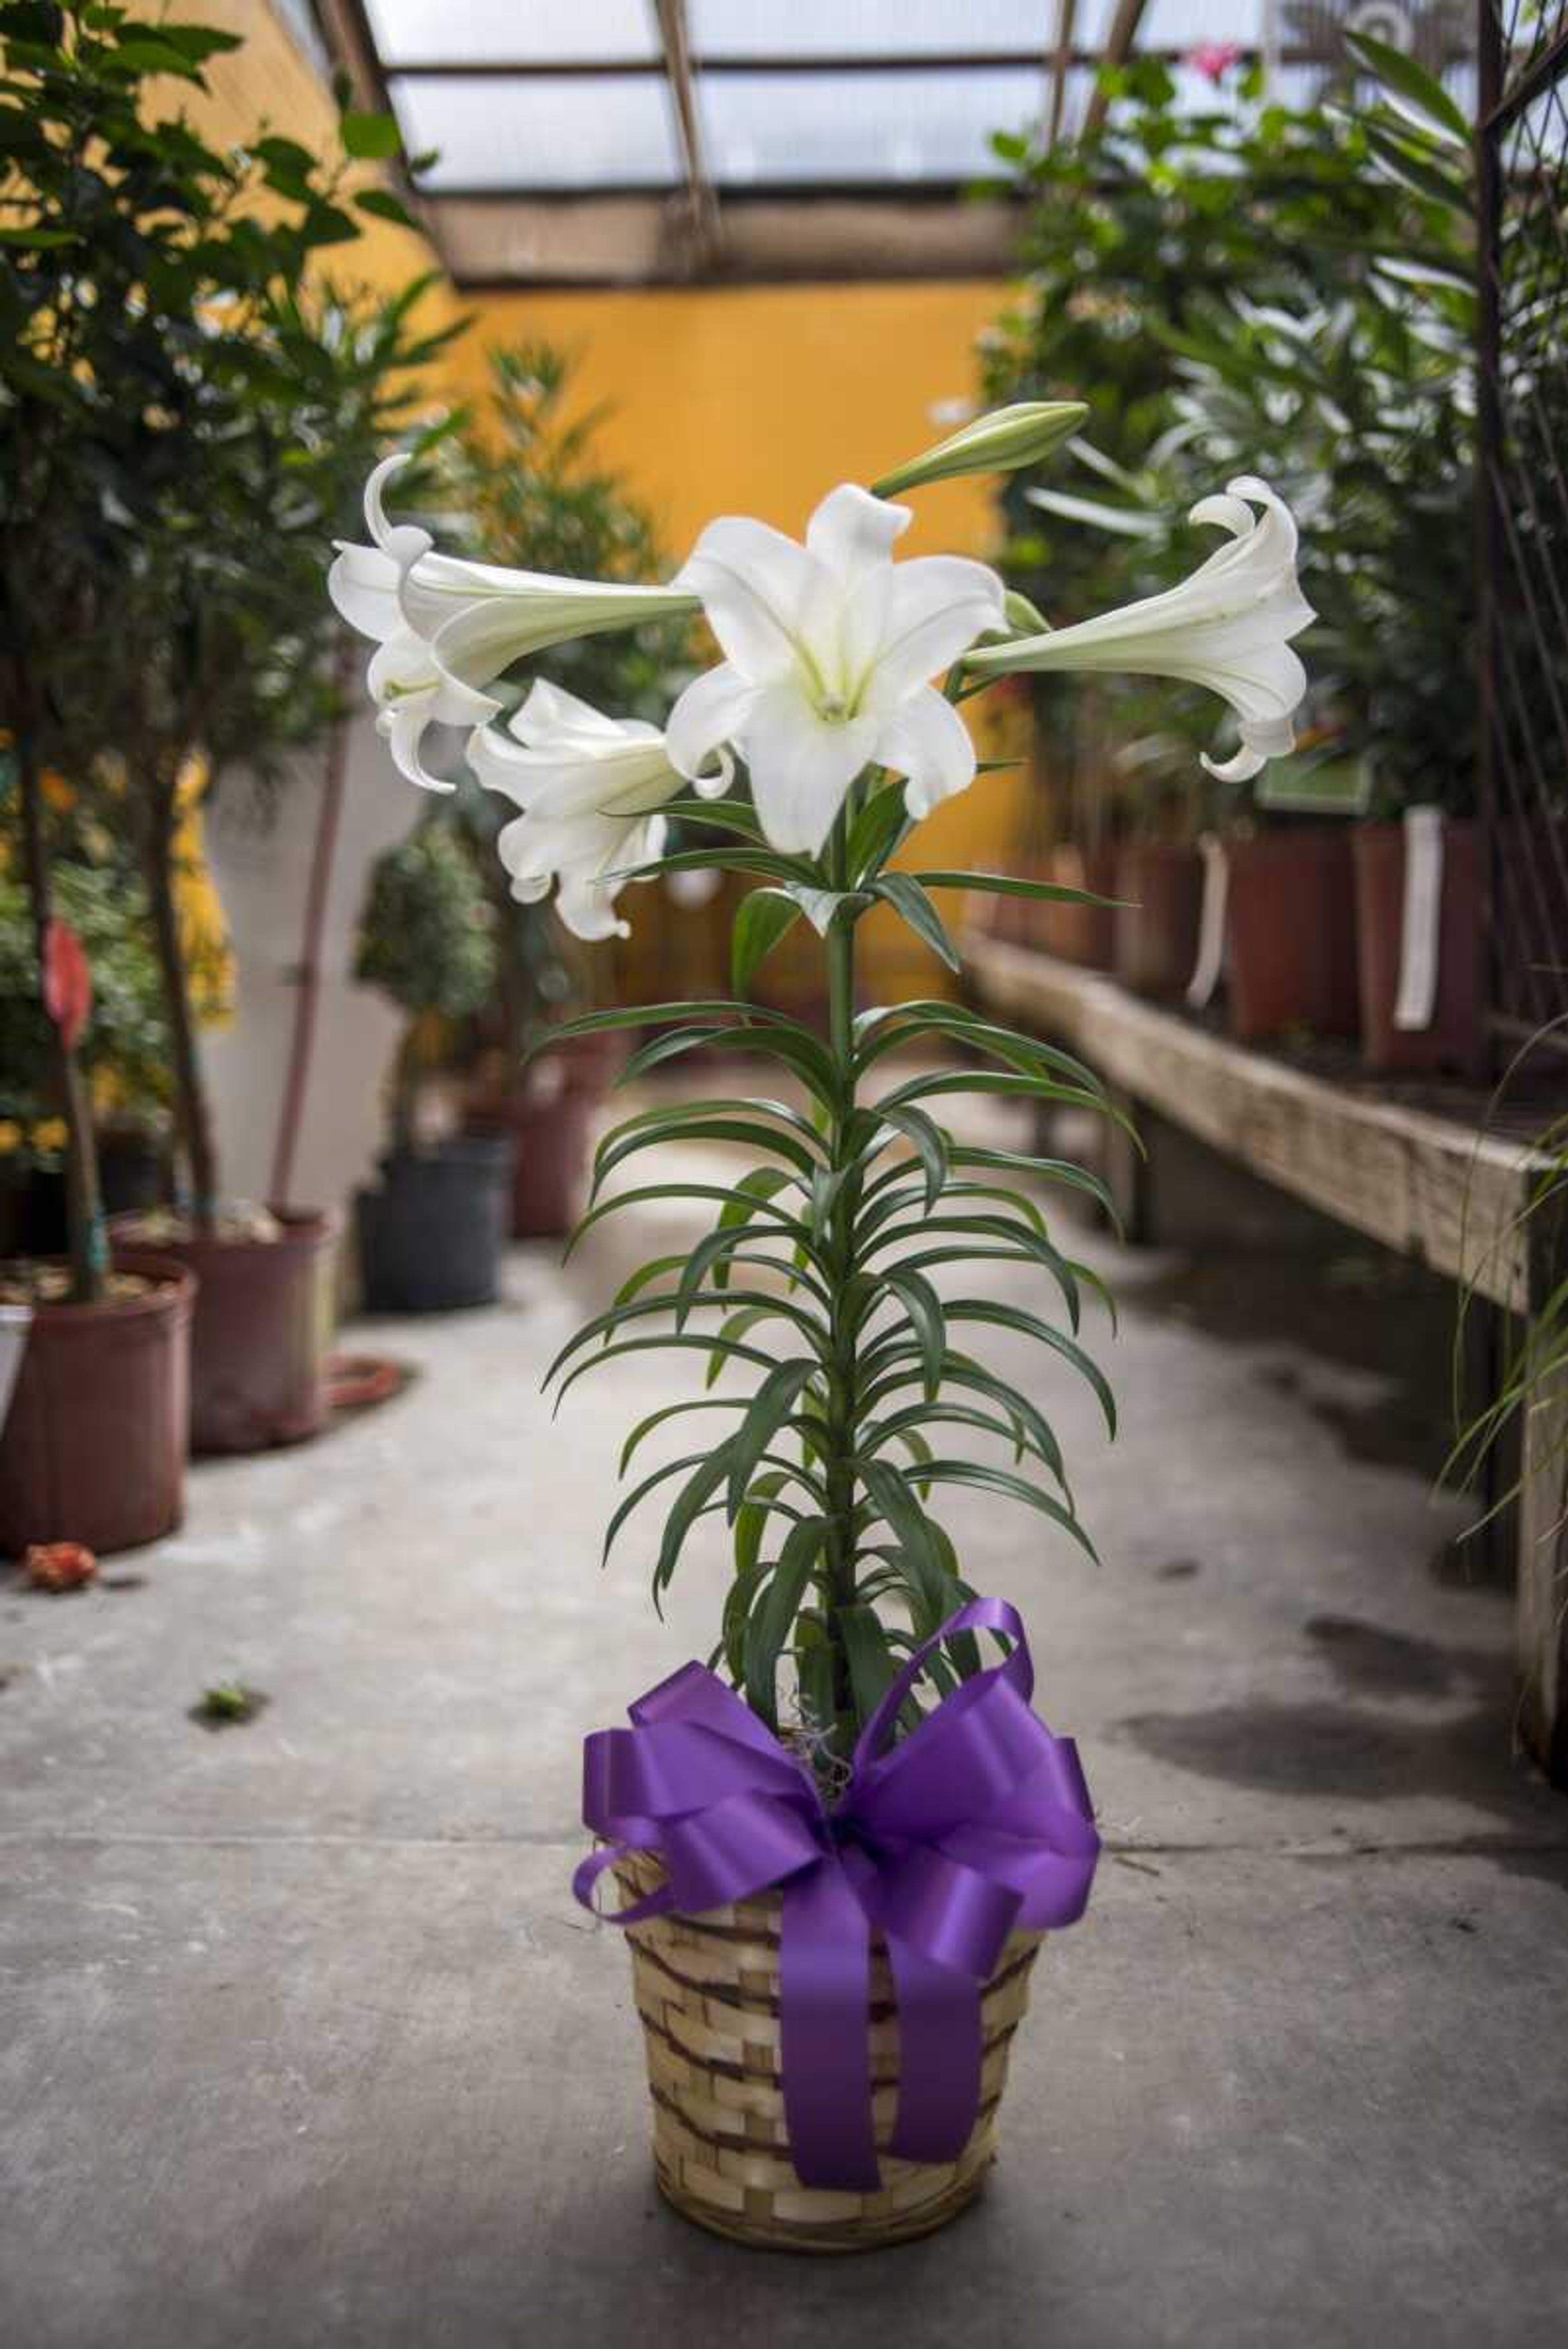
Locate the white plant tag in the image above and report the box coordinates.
[1185,833,1229,1009]
[1394,804,1443,1032]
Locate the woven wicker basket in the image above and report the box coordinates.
[613,1848,1043,2252]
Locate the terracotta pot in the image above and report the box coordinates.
[357,1139,513,1314]
[1036,843,1118,968]
[466,1087,592,1242]
[1114,843,1204,1001]
[1226,829,1359,1043]
[119,1209,338,1455]
[554,1029,624,1100]
[1352,819,1485,1076]
[0,1249,193,1557]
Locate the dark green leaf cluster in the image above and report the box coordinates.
[354,819,498,1023]
[979,43,1477,815]
[532,788,1120,1764]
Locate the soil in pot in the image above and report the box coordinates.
[1226,828,1359,1044]
[1353,818,1486,1076]
[1036,843,1119,968]
[356,1135,513,1313]
[0,1250,193,1556]
[1114,842,1204,1001]
[115,1205,338,1456]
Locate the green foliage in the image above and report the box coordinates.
[0,1,463,1229]
[532,784,1114,1765]
[354,822,498,1022]
[0,856,170,1140]
[981,52,1477,816]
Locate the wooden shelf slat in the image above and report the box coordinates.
[963,935,1537,1312]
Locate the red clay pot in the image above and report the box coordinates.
[465,1091,592,1241]
[118,1209,338,1456]
[0,1249,193,1557]
[1037,843,1119,968]
[1226,829,1359,1043]
[554,1029,625,1100]
[1352,819,1485,1076]
[1114,842,1205,1001]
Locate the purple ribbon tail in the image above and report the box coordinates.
[884,1936,981,2165]
[779,1861,880,2191]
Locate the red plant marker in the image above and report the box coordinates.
[42,918,91,1053]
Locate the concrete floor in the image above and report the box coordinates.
[2,1132,1567,2347]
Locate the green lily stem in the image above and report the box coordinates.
[822,798,863,1752]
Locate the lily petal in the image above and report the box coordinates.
[873,686,977,819]
[738,684,880,855]
[851,555,1008,711]
[806,483,911,590]
[666,662,756,797]
[677,518,829,682]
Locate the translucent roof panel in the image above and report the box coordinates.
[389,74,681,192]
[364,0,659,67]
[690,1,1049,57]
[697,67,1044,186]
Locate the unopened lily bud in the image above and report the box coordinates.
[872,402,1088,498]
[1004,589,1051,635]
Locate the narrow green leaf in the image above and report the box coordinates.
[877,1104,950,1212]
[744,1517,827,1725]
[728,1361,821,1521]
[870,873,961,972]
[1344,29,1470,145]
[837,1603,900,1725]
[884,1268,946,1401]
[733,887,803,995]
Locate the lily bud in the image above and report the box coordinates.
[871,402,1088,499]
[1004,589,1051,635]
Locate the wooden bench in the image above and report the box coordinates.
[963,931,1565,1781]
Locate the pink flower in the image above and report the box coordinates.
[42,920,91,1054]
[1187,41,1245,82]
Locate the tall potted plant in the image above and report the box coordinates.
[352,821,512,1314]
[7,2,465,1449]
[329,390,1310,2242]
[0,4,258,1547]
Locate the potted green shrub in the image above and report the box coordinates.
[327,388,1310,2240]
[352,822,512,1312]
[984,47,1473,1047]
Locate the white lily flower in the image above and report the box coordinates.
[470,679,724,943]
[328,454,701,793]
[965,476,1313,782]
[665,482,1007,855]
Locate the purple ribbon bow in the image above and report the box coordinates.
[573,1595,1099,2189]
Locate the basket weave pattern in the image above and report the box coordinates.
[614,1848,1043,2251]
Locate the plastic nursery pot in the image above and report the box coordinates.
[1352,818,1486,1078]
[1225,828,1359,1044]
[1113,842,1205,1002]
[115,1208,338,1456]
[613,1850,1044,2252]
[0,1249,194,1558]
[356,1136,514,1314]
[1037,842,1119,969]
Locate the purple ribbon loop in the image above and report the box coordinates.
[573,1595,1099,2189]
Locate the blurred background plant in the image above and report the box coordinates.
[980,38,1477,842]
[353,819,498,1158]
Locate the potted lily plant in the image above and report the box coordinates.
[330,395,1310,2247]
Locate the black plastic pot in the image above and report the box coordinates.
[355,1136,514,1314]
